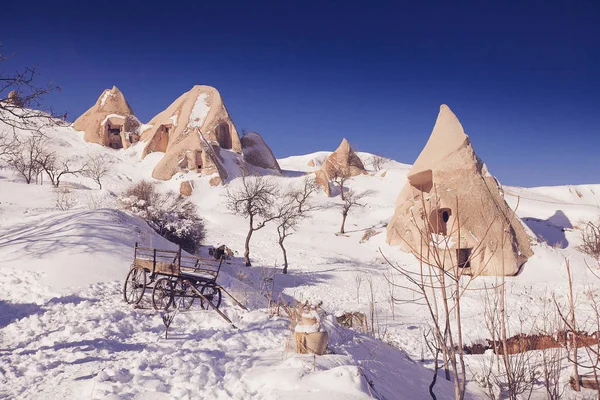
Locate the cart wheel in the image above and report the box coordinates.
[200,284,222,310]
[123,265,146,305]
[174,279,195,310]
[152,278,174,311]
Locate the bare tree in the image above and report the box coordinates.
[225,173,279,266]
[291,176,318,213]
[1,47,62,134]
[274,177,317,274]
[338,188,367,234]
[330,169,349,200]
[381,194,500,399]
[554,260,600,395]
[7,134,46,184]
[0,131,18,161]
[369,154,388,171]
[84,154,109,189]
[38,152,86,187]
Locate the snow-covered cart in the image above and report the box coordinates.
[123,243,246,324]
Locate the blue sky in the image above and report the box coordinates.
[2,0,598,187]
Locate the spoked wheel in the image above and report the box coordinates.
[174,279,195,310]
[200,284,222,310]
[123,266,147,305]
[152,278,174,311]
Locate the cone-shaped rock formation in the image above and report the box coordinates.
[386,105,533,276]
[315,138,367,195]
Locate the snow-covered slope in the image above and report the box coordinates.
[2,114,600,399]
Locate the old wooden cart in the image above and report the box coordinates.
[123,244,246,323]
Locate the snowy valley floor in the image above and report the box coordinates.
[2,121,600,399]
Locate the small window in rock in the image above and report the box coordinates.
[430,208,452,235]
[457,248,472,269]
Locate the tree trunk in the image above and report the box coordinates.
[280,238,288,274]
[244,230,253,266]
[567,262,581,391]
[340,212,348,234]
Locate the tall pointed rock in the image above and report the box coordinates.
[386,105,533,276]
[321,138,366,178]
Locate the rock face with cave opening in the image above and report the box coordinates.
[73,86,136,150]
[386,104,533,276]
[139,85,242,181]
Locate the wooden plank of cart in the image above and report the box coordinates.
[123,243,247,327]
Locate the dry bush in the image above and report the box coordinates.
[360,228,380,242]
[369,155,388,171]
[85,191,116,210]
[578,220,600,259]
[124,180,160,206]
[336,312,368,332]
[124,115,141,135]
[54,187,78,211]
[121,181,205,253]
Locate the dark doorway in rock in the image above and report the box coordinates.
[457,248,472,269]
[215,122,232,149]
[108,126,123,149]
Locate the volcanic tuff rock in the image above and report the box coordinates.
[73,86,135,149]
[386,104,533,276]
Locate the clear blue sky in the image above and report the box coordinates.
[2,0,598,187]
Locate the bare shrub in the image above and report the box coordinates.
[121,181,205,253]
[369,154,388,171]
[360,228,380,242]
[579,220,600,260]
[336,312,368,332]
[124,115,141,135]
[54,187,78,211]
[353,271,363,304]
[125,180,159,205]
[161,310,177,339]
[85,191,116,210]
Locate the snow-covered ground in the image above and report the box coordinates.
[1,116,600,399]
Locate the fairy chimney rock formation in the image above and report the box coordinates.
[73,86,136,149]
[386,105,533,276]
[140,85,241,182]
[240,132,282,173]
[321,138,366,178]
[315,138,366,194]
